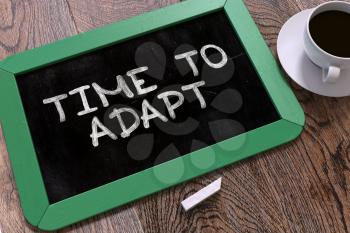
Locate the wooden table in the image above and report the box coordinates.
[0,0,349,232]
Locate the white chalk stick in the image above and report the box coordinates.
[181,177,222,211]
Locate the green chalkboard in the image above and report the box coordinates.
[0,0,304,230]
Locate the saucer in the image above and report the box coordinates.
[277,9,350,97]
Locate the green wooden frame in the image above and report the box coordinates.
[0,0,304,230]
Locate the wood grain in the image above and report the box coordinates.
[66,0,179,33]
[0,0,76,60]
[0,0,349,232]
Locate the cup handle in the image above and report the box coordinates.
[322,65,341,83]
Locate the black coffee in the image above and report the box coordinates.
[309,10,350,57]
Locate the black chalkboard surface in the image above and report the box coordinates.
[16,11,280,204]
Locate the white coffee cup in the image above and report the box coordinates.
[304,1,350,83]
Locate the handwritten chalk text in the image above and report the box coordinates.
[42,44,228,147]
